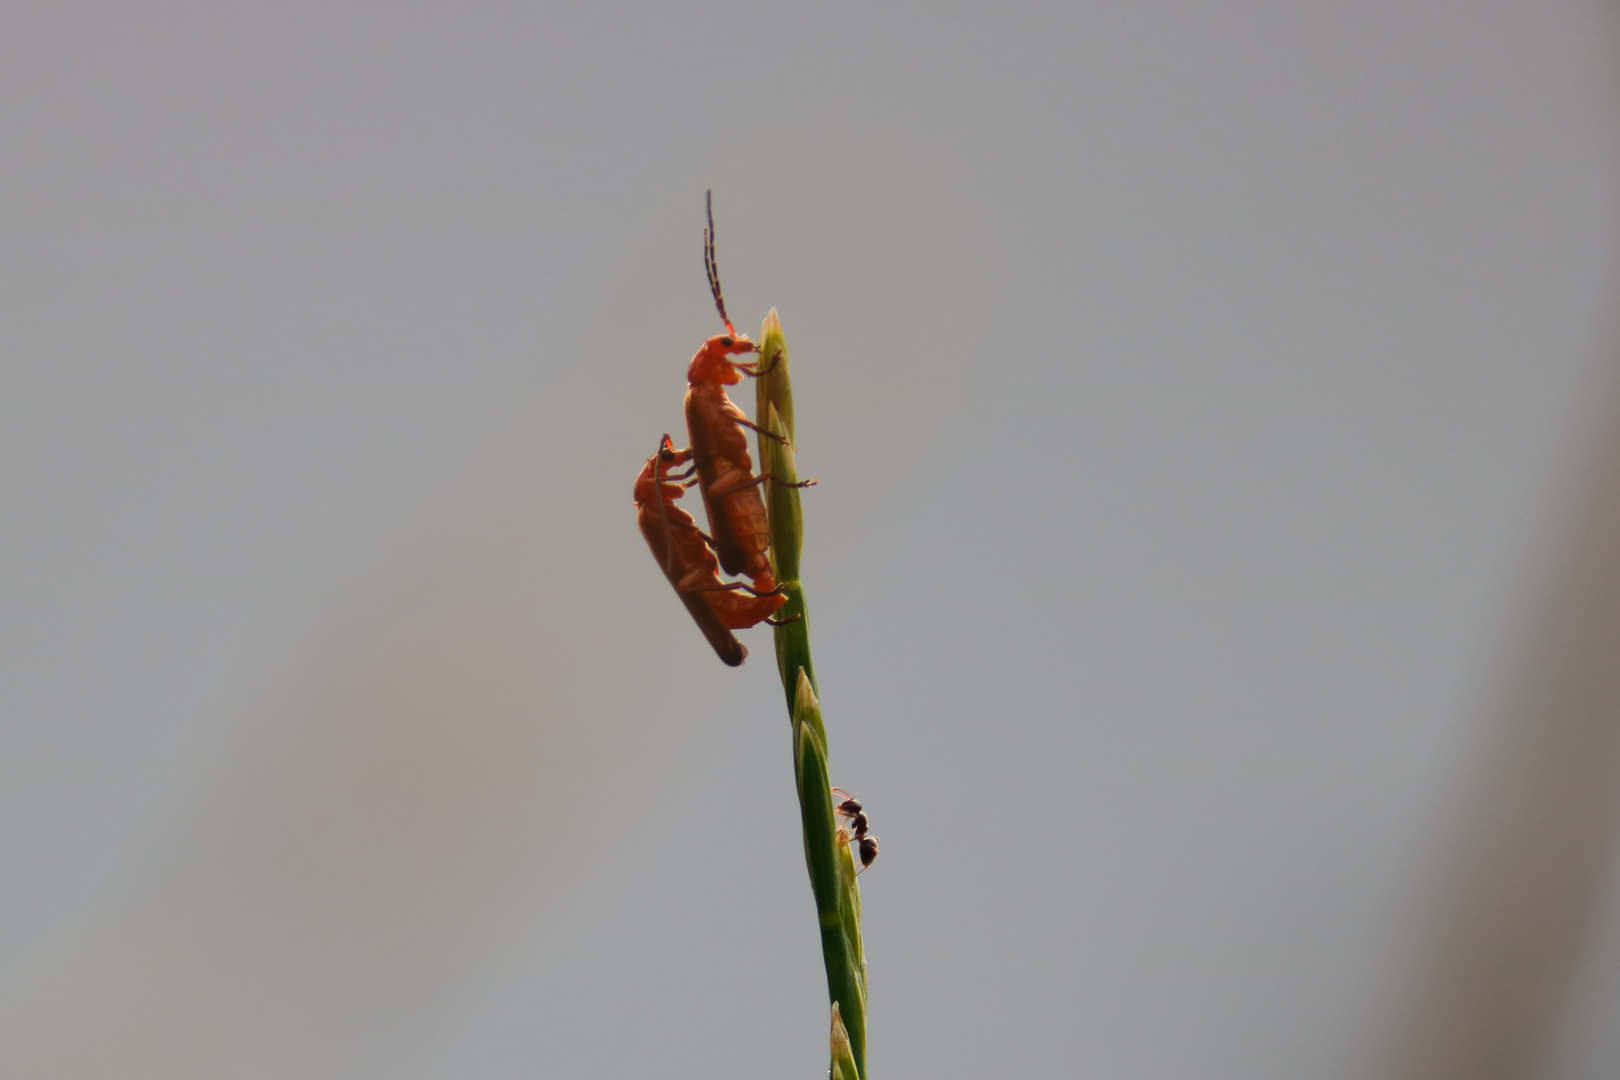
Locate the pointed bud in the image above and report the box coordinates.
[830,1002,859,1080]
[796,667,819,716]
[756,308,794,443]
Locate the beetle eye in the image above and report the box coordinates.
[719,336,734,347]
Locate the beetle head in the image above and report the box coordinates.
[687,331,757,385]
[636,434,685,506]
[633,451,661,507]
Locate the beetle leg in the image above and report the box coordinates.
[731,472,770,492]
[725,472,818,492]
[686,580,755,595]
[736,352,781,378]
[676,565,718,592]
[732,415,790,444]
[704,469,757,497]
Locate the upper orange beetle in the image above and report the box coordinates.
[684,191,812,592]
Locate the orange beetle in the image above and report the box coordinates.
[635,434,789,666]
[684,191,812,591]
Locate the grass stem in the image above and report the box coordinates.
[756,309,868,1079]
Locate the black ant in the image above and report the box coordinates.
[831,787,879,874]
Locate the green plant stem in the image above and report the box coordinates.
[756,309,868,1079]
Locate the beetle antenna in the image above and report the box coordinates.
[704,189,737,335]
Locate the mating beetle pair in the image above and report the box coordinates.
[632,194,878,874]
[634,192,812,666]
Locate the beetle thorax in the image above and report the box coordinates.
[687,333,755,386]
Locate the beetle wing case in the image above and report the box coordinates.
[684,386,747,576]
[635,448,750,667]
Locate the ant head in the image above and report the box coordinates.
[657,434,677,463]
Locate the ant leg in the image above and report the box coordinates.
[767,474,816,488]
[765,613,803,627]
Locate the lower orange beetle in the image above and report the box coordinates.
[635,434,792,666]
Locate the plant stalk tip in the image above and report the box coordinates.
[830,1001,860,1080]
[796,667,820,714]
[831,1003,851,1055]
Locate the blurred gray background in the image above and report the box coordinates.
[2,2,1619,1077]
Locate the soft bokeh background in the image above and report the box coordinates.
[2,2,1618,1077]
